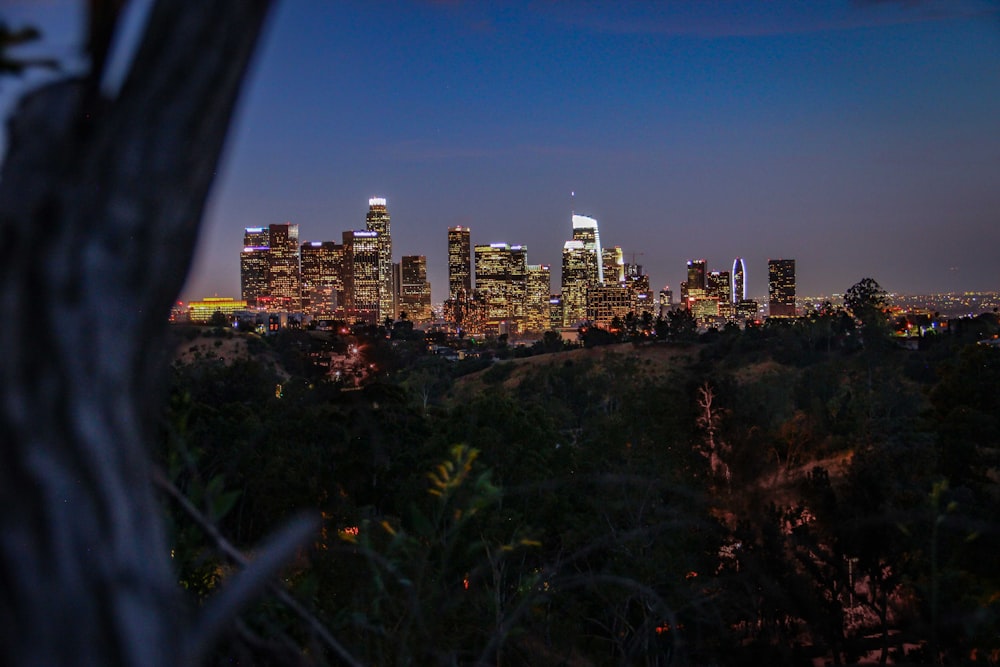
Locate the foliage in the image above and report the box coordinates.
[161,305,1000,664]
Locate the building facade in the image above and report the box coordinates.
[240,226,270,306]
[732,257,746,304]
[524,264,552,332]
[586,283,635,329]
[474,242,527,330]
[365,197,393,321]
[708,270,733,318]
[343,230,380,323]
[400,255,432,322]
[447,225,472,300]
[768,259,796,317]
[602,246,625,285]
[300,241,343,316]
[266,223,301,311]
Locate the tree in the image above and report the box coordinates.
[0,3,303,667]
[844,277,889,343]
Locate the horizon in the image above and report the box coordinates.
[2,1,998,302]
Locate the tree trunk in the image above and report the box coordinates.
[0,2,272,665]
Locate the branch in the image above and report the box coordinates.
[153,470,363,667]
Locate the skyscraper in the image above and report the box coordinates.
[687,260,707,291]
[732,257,747,304]
[365,197,393,321]
[708,270,732,318]
[561,240,591,326]
[586,283,635,328]
[267,223,301,310]
[343,230,380,323]
[561,214,604,326]
[400,255,432,321]
[768,259,796,317]
[509,245,528,323]
[524,264,551,332]
[659,286,674,317]
[624,264,653,316]
[682,259,708,311]
[475,242,526,329]
[602,246,625,284]
[448,226,472,299]
[240,227,270,306]
[300,241,343,316]
[571,214,604,284]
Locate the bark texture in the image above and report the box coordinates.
[0,2,272,665]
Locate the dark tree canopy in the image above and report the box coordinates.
[844,277,888,320]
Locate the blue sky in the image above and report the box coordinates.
[2,1,999,303]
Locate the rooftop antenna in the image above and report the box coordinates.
[571,190,575,216]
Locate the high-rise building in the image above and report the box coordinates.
[708,271,733,318]
[687,260,707,291]
[474,242,526,329]
[658,287,674,318]
[732,257,746,304]
[624,264,653,316]
[365,197,393,321]
[602,246,625,285]
[768,259,796,317]
[561,240,591,326]
[343,230,380,323]
[447,226,472,299]
[509,245,528,323]
[240,227,270,306]
[399,255,432,322]
[300,241,343,316]
[524,264,551,332]
[681,259,707,309]
[571,214,604,284]
[561,214,605,326]
[267,223,301,310]
[548,294,564,331]
[587,283,635,329]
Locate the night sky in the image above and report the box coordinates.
[3,1,999,304]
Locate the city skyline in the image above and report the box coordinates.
[2,1,998,303]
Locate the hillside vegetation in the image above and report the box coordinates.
[163,313,1000,665]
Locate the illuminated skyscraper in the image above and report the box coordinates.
[448,226,472,299]
[267,223,301,310]
[708,271,732,318]
[343,230,380,323]
[548,294,564,331]
[300,241,343,316]
[768,259,796,317]
[561,240,591,326]
[602,246,625,284]
[658,287,674,317]
[474,242,526,329]
[400,255,432,321]
[687,260,707,290]
[240,226,270,306]
[625,265,654,316]
[509,245,528,323]
[561,214,604,326]
[586,283,635,328]
[681,259,707,309]
[571,214,604,284]
[732,257,746,304]
[524,264,551,332]
[365,197,393,320]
